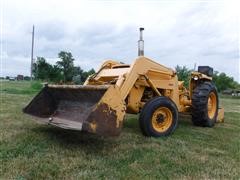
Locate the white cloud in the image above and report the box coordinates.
[1,0,239,82]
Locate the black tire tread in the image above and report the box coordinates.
[139,96,178,137]
[191,81,218,127]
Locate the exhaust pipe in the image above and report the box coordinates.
[138,27,144,56]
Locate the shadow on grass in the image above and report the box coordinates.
[29,113,194,153]
[123,115,141,136]
[124,113,194,132]
[179,113,193,126]
[31,126,119,154]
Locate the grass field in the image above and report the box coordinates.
[0,81,239,179]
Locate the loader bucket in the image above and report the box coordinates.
[23,85,126,136]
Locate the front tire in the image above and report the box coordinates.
[139,96,179,137]
[191,81,218,127]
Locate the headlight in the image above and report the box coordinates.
[193,76,199,80]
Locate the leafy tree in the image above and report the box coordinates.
[212,71,239,92]
[73,66,84,77]
[72,66,83,84]
[57,51,75,82]
[72,75,82,84]
[49,65,63,82]
[175,65,191,87]
[80,68,96,83]
[72,67,96,84]
[88,68,96,75]
[24,76,31,81]
[32,52,96,84]
[33,57,52,80]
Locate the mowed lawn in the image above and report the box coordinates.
[0,81,239,179]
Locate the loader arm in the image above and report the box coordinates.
[87,56,180,112]
[118,57,176,100]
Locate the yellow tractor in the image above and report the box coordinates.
[23,28,224,137]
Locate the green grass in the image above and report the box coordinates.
[0,81,239,179]
[0,81,43,95]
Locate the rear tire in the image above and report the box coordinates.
[191,81,218,127]
[139,96,178,137]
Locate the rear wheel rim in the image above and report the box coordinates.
[151,107,172,133]
[208,92,217,119]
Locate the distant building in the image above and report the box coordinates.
[222,89,240,96]
[17,75,24,81]
[232,90,240,96]
[9,77,15,81]
[222,89,233,95]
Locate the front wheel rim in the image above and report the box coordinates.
[208,92,217,119]
[151,107,173,133]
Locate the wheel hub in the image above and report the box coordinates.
[156,114,165,123]
[151,107,173,133]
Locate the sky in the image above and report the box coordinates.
[0,0,239,82]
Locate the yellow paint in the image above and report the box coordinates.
[208,92,217,119]
[217,108,224,123]
[151,107,173,133]
[89,121,97,133]
[81,56,224,135]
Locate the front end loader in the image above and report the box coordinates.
[23,28,224,137]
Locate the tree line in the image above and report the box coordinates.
[175,65,240,92]
[33,51,95,84]
[33,51,239,91]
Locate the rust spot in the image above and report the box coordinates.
[89,121,97,132]
[83,103,123,136]
[23,85,125,136]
